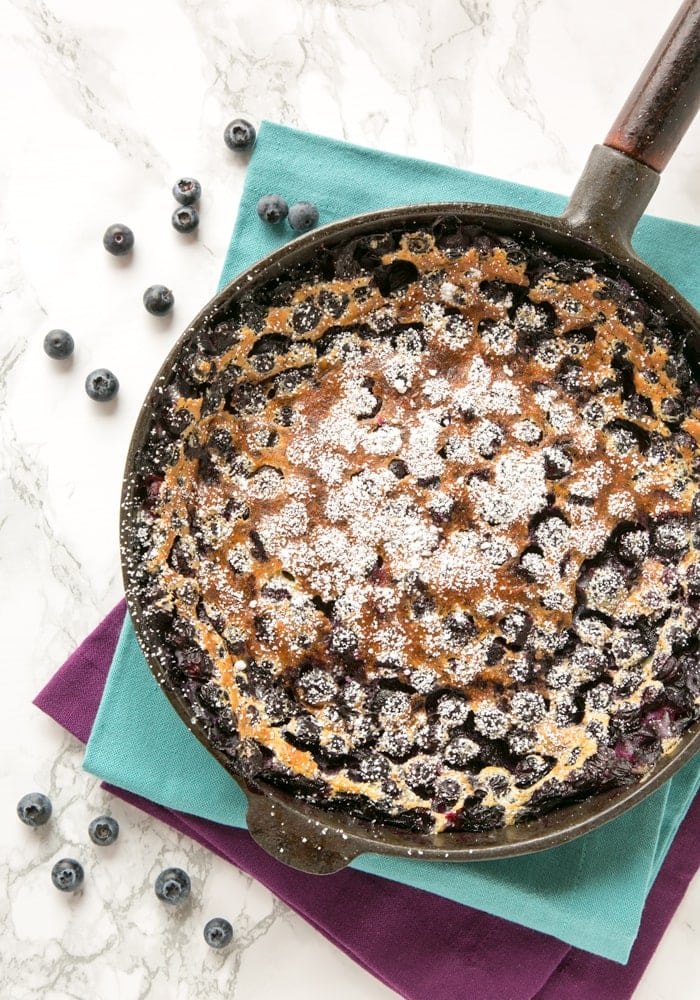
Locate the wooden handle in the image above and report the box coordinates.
[604,0,700,172]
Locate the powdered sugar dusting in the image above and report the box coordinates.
[469,449,547,526]
[135,224,700,836]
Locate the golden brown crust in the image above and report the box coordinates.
[131,226,700,833]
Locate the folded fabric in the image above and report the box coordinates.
[82,611,700,962]
[34,604,700,1000]
[76,120,700,963]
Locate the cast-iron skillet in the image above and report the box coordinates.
[122,1,700,873]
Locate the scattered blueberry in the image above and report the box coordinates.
[17,792,52,827]
[143,284,174,316]
[172,177,201,206]
[203,916,234,949]
[155,866,191,905]
[256,194,289,224]
[43,329,74,360]
[171,206,199,233]
[223,118,256,151]
[103,223,134,256]
[88,815,119,846]
[51,858,84,893]
[288,201,319,233]
[85,368,119,402]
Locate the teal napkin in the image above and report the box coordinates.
[85,121,700,963]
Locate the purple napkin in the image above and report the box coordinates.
[34,604,700,1000]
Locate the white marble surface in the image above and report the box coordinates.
[1,0,698,997]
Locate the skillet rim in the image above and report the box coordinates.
[120,201,700,871]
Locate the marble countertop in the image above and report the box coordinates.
[1,0,698,997]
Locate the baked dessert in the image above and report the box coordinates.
[125,219,700,834]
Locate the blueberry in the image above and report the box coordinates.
[51,858,84,893]
[143,284,174,316]
[288,201,319,232]
[17,792,52,827]
[223,118,256,151]
[85,368,119,402]
[43,329,74,360]
[88,815,119,846]
[389,459,408,479]
[660,397,684,424]
[103,223,134,256]
[155,866,191,905]
[172,177,201,206]
[171,206,199,233]
[203,916,234,949]
[256,194,289,224]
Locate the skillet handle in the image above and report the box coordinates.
[561,2,699,256]
[604,0,700,172]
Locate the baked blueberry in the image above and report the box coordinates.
[500,609,533,649]
[660,397,684,424]
[444,735,480,768]
[651,517,689,558]
[51,858,84,893]
[374,260,419,296]
[404,756,440,797]
[143,285,175,316]
[103,223,134,256]
[172,206,199,233]
[615,525,649,564]
[85,368,119,402]
[543,446,573,479]
[224,118,256,151]
[514,754,554,788]
[443,611,477,646]
[511,691,546,725]
[686,563,700,597]
[17,792,52,827]
[288,201,319,232]
[389,459,408,479]
[127,222,700,836]
[203,916,233,949]
[257,194,289,224]
[172,177,201,205]
[155,866,191,905]
[88,815,119,846]
[432,777,462,812]
[43,329,74,360]
[291,300,322,334]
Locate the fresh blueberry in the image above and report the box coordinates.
[51,858,84,893]
[288,201,319,232]
[203,916,234,949]
[171,206,199,233]
[223,118,256,151]
[17,792,52,827]
[172,177,201,206]
[143,284,174,316]
[103,223,134,256]
[155,866,191,905]
[256,194,289,224]
[85,368,119,402]
[43,330,74,360]
[88,815,119,846]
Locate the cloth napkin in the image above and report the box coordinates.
[34,602,700,1000]
[36,120,699,969]
[83,610,699,963]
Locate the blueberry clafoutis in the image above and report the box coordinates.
[125,219,700,834]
